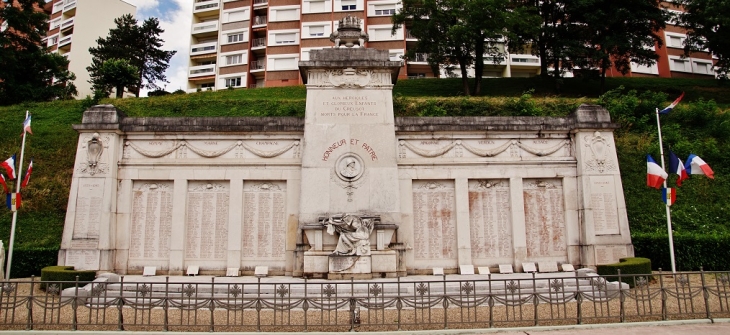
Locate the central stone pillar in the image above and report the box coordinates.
[299,17,402,279]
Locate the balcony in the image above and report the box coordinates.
[253,0,268,7]
[52,2,64,13]
[406,30,417,40]
[63,0,76,12]
[410,53,428,64]
[250,60,265,72]
[189,64,216,78]
[510,54,540,66]
[253,16,267,28]
[192,20,219,35]
[58,35,72,48]
[60,18,74,31]
[251,37,266,49]
[194,0,220,14]
[190,41,217,56]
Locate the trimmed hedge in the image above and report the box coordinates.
[40,265,96,291]
[2,247,58,279]
[632,233,730,271]
[597,257,652,288]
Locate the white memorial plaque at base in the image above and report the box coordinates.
[499,264,514,274]
[226,268,240,277]
[459,265,475,275]
[186,265,199,276]
[65,249,100,270]
[432,267,444,276]
[142,266,156,276]
[594,245,629,265]
[562,264,576,272]
[522,262,537,273]
[478,267,490,275]
[537,261,559,273]
[255,266,269,277]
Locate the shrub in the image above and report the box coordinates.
[3,247,59,279]
[40,266,96,291]
[597,257,652,288]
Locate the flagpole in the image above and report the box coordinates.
[5,111,29,280]
[655,107,677,274]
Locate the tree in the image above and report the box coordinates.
[0,0,77,105]
[87,14,176,97]
[566,0,666,91]
[676,0,730,79]
[392,0,519,96]
[92,58,139,98]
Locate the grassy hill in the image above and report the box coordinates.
[0,76,728,274]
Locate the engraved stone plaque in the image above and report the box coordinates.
[537,261,559,273]
[65,249,99,270]
[523,179,567,258]
[412,181,456,261]
[242,181,286,260]
[72,179,104,240]
[129,182,173,260]
[594,245,629,265]
[499,264,514,274]
[185,182,229,261]
[590,176,620,235]
[468,180,512,259]
[522,262,537,273]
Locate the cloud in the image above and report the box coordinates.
[122,0,160,13]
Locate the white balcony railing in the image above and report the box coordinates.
[253,16,267,27]
[190,41,217,56]
[510,54,540,66]
[58,35,72,47]
[50,19,62,30]
[52,2,64,13]
[411,53,428,63]
[192,21,219,35]
[406,30,416,40]
[63,0,76,12]
[60,18,74,30]
[189,64,216,77]
[251,37,266,48]
[194,0,220,13]
[250,60,265,71]
[254,0,268,6]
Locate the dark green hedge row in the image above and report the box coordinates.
[2,247,58,279]
[632,233,730,271]
[597,257,652,287]
[40,265,96,290]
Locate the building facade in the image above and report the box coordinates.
[186,0,717,92]
[45,0,136,98]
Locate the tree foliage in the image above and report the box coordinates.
[94,58,139,98]
[0,0,77,105]
[677,0,730,79]
[87,14,176,97]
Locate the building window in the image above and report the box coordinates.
[200,82,215,89]
[272,8,299,22]
[666,34,685,48]
[225,10,248,23]
[227,33,245,43]
[308,0,325,12]
[225,77,242,87]
[693,61,713,75]
[275,33,296,44]
[309,26,325,37]
[374,6,395,15]
[671,58,689,72]
[342,0,356,10]
[226,54,243,65]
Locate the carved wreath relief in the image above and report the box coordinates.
[584,131,617,173]
[78,132,110,176]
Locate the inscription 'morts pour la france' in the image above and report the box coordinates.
[319,95,379,116]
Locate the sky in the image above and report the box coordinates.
[121,0,193,94]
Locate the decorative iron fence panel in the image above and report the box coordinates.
[1,270,729,331]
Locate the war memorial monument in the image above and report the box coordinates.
[59,17,633,279]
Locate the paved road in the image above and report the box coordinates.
[3,319,730,335]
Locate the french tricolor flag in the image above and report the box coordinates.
[668,151,689,186]
[659,92,685,114]
[647,155,668,189]
[0,154,16,180]
[684,154,714,179]
[662,187,676,206]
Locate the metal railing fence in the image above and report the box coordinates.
[0,269,729,332]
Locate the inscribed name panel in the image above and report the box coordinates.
[185,182,229,261]
[523,179,567,258]
[589,176,620,235]
[72,179,104,240]
[129,182,173,260]
[242,181,287,260]
[468,180,512,259]
[412,181,456,261]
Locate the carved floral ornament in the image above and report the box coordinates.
[123,140,300,159]
[584,131,617,173]
[398,139,571,158]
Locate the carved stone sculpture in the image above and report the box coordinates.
[330,15,369,48]
[323,214,375,255]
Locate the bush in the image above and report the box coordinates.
[597,257,652,288]
[632,233,730,271]
[3,247,59,279]
[40,266,96,291]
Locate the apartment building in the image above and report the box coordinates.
[187,0,545,91]
[186,0,715,92]
[45,0,136,97]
